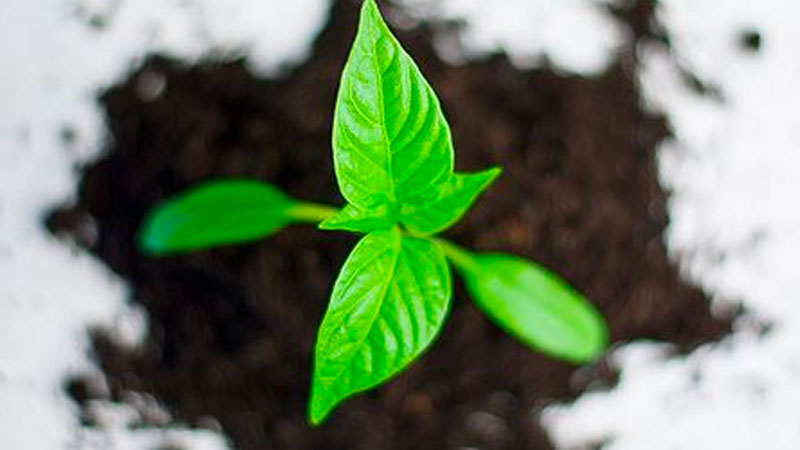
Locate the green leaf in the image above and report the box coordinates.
[309,228,451,424]
[401,167,501,235]
[443,244,607,363]
[138,180,316,254]
[331,0,454,210]
[319,203,397,234]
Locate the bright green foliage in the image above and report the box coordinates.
[319,203,396,233]
[332,0,454,212]
[309,228,450,424]
[329,0,498,238]
[138,180,333,254]
[137,0,609,428]
[443,244,607,363]
[401,167,502,235]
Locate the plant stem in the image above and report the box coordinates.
[288,202,339,223]
[432,237,481,273]
[287,204,481,274]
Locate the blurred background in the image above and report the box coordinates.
[2,0,800,449]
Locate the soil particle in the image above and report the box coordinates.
[50,1,730,449]
[740,29,763,52]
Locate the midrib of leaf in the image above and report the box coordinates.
[318,244,395,359]
[350,240,430,377]
[318,232,402,386]
[399,246,427,350]
[385,52,412,144]
[370,28,395,202]
[364,6,437,205]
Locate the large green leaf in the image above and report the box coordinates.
[443,244,607,363]
[138,180,326,254]
[401,167,501,235]
[310,228,451,424]
[331,0,454,210]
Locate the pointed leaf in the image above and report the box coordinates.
[319,203,397,234]
[332,0,453,209]
[401,167,501,235]
[449,249,607,363]
[138,180,306,254]
[310,229,451,424]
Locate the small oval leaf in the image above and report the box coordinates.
[332,0,454,209]
[138,180,299,254]
[453,252,607,363]
[310,228,451,424]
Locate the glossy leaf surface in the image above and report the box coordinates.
[401,167,501,235]
[319,203,397,234]
[452,251,607,363]
[139,180,301,254]
[310,228,451,424]
[331,0,454,210]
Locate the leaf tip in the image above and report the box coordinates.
[317,217,337,231]
[136,213,168,255]
[307,407,325,427]
[359,0,391,34]
[558,309,610,364]
[307,386,335,427]
[585,319,611,361]
[361,0,380,17]
[485,166,503,181]
[476,166,503,190]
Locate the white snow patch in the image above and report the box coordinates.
[74,395,230,450]
[400,0,624,74]
[544,1,800,449]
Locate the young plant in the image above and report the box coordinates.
[138,0,608,425]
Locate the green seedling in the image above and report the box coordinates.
[138,0,608,425]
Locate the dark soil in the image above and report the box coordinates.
[49,1,731,449]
